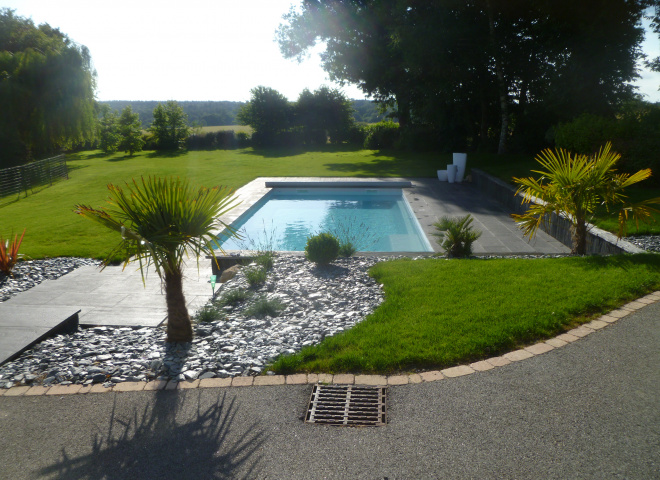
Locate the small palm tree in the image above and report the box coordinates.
[75,176,238,342]
[512,142,660,255]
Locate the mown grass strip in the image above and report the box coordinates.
[270,254,660,375]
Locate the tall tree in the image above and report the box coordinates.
[278,0,413,127]
[236,86,292,146]
[149,101,191,151]
[0,8,96,167]
[118,106,144,157]
[98,105,121,154]
[296,86,354,144]
[279,1,647,153]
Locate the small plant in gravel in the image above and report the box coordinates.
[214,287,251,307]
[193,304,225,323]
[432,214,482,258]
[338,241,357,257]
[305,232,340,265]
[254,251,276,270]
[0,229,26,276]
[244,266,268,287]
[328,215,378,256]
[243,294,285,318]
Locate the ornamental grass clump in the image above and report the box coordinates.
[0,229,25,276]
[214,287,251,307]
[243,294,285,318]
[432,215,482,258]
[305,232,340,265]
[244,266,268,287]
[194,304,225,323]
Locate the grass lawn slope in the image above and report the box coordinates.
[270,254,660,375]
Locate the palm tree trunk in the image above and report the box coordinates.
[164,268,193,342]
[572,220,588,255]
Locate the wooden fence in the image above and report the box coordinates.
[0,155,68,201]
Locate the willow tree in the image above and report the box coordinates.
[75,177,238,342]
[0,8,96,167]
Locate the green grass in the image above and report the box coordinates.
[269,255,660,375]
[2,146,658,261]
[0,147,440,261]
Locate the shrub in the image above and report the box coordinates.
[0,229,25,276]
[553,106,660,184]
[187,130,237,150]
[364,120,400,149]
[214,288,251,307]
[236,131,251,147]
[194,304,225,323]
[347,124,367,146]
[338,241,356,257]
[305,232,340,265]
[243,294,285,318]
[244,266,268,287]
[553,114,617,154]
[432,215,482,258]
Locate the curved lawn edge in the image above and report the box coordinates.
[268,254,660,376]
[5,289,657,396]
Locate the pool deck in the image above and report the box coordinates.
[0,176,568,366]
[219,177,570,256]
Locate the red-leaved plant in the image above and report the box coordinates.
[0,229,25,276]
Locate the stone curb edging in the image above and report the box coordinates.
[1,291,658,398]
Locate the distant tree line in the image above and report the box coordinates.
[100,99,384,128]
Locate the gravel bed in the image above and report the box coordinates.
[0,238,658,390]
[624,235,660,253]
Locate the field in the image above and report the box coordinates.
[196,125,253,134]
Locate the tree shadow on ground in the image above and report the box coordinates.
[146,150,189,159]
[577,252,660,273]
[67,152,108,161]
[237,144,367,159]
[37,390,266,480]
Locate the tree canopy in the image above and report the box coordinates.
[0,8,96,167]
[278,0,647,153]
[149,101,191,151]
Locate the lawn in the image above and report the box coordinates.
[1,146,658,261]
[0,147,440,260]
[270,254,660,375]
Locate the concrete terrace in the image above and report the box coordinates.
[0,176,569,365]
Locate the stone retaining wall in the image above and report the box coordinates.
[471,168,643,255]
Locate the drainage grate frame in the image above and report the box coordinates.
[305,384,387,427]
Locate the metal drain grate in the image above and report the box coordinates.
[305,384,387,427]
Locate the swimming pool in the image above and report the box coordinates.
[215,187,433,253]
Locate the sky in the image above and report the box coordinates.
[3,0,660,103]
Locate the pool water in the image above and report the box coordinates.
[215,188,433,253]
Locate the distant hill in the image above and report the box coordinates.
[101,99,385,127]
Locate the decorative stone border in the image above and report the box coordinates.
[1,291,658,397]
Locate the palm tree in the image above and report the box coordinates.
[512,142,660,255]
[75,176,238,342]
